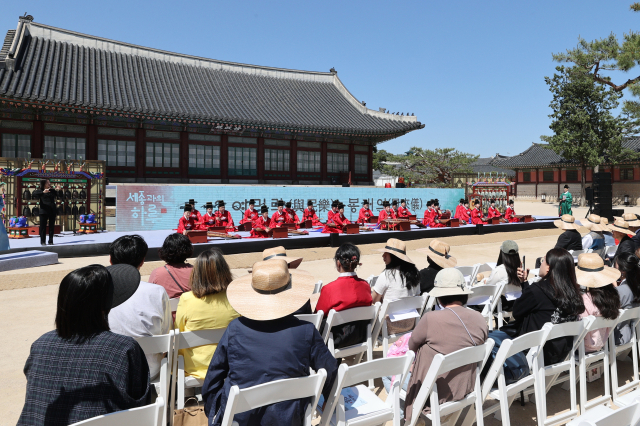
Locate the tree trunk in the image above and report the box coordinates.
[581,164,586,207]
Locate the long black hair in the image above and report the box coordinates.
[616,253,640,303]
[334,243,360,272]
[385,253,419,290]
[586,285,621,320]
[39,179,49,191]
[496,250,522,288]
[545,248,585,317]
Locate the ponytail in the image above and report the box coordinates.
[334,243,361,273]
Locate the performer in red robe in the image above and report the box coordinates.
[285,201,301,228]
[422,200,434,227]
[391,200,399,217]
[358,199,374,224]
[470,199,485,225]
[214,200,235,230]
[397,199,412,218]
[270,200,290,228]
[303,200,322,226]
[487,199,502,219]
[327,200,339,223]
[427,200,445,228]
[378,200,397,229]
[250,205,271,238]
[504,200,519,223]
[177,205,199,233]
[199,202,216,229]
[454,199,465,220]
[188,199,202,221]
[457,199,471,225]
[322,202,350,233]
[240,199,259,224]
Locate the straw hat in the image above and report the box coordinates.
[262,246,303,269]
[583,214,605,232]
[226,259,316,321]
[575,253,621,288]
[377,238,414,264]
[417,240,457,268]
[600,217,609,226]
[428,268,472,297]
[607,219,636,237]
[619,213,640,227]
[554,214,580,231]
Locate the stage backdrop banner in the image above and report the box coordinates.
[115,185,464,232]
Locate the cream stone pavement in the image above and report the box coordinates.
[1,200,638,424]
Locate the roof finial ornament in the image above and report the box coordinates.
[361,101,366,106]
[20,12,34,22]
[329,67,337,74]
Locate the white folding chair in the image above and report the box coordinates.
[371,295,429,357]
[457,265,480,285]
[461,329,548,426]
[422,294,437,315]
[318,352,415,426]
[219,369,327,426]
[405,340,496,426]
[135,331,174,426]
[169,298,180,312]
[171,328,227,414]
[322,303,381,388]
[611,307,640,407]
[296,311,324,331]
[69,397,164,426]
[467,284,504,331]
[314,281,323,294]
[573,401,640,426]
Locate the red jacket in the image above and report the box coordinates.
[471,208,484,225]
[188,209,201,222]
[315,274,372,315]
[200,212,216,229]
[322,213,350,233]
[250,216,271,238]
[458,207,470,223]
[454,205,464,219]
[358,207,374,224]
[285,208,301,224]
[422,208,434,226]
[177,216,199,233]
[270,210,289,228]
[327,209,338,223]
[505,207,519,222]
[378,209,395,223]
[214,210,235,228]
[303,208,322,226]
[488,206,501,218]
[397,206,412,218]
[241,208,259,224]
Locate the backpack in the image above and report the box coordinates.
[481,330,530,386]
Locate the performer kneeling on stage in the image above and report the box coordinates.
[487,199,502,220]
[322,202,350,233]
[285,201,301,227]
[303,200,322,226]
[187,199,201,221]
[456,199,470,225]
[327,200,339,223]
[505,199,519,223]
[241,199,259,224]
[177,205,199,234]
[378,200,396,229]
[200,202,216,228]
[358,199,374,224]
[426,199,445,228]
[270,200,289,228]
[470,199,485,224]
[397,199,412,218]
[250,205,271,238]
[214,200,235,230]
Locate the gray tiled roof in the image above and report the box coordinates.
[0,18,423,139]
[496,139,640,168]
[470,155,515,176]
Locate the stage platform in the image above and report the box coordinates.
[0,216,558,260]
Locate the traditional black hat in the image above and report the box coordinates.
[490,199,496,203]
[338,202,345,210]
[509,199,514,205]
[426,200,433,206]
[285,201,292,208]
[307,200,314,206]
[183,205,192,212]
[464,199,469,204]
[400,199,406,204]
[474,199,480,205]
[217,200,225,207]
[392,199,398,206]
[362,199,369,206]
[261,205,269,213]
[331,199,339,208]
[459,198,465,204]
[382,200,390,207]
[277,199,285,206]
[189,199,196,205]
[434,199,440,206]
[564,185,569,189]
[204,202,214,209]
[249,199,256,205]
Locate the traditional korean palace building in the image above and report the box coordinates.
[496,140,640,205]
[0,15,423,184]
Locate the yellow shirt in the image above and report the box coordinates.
[175,291,240,380]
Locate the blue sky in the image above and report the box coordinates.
[2,1,639,157]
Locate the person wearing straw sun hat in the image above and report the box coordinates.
[553,214,583,251]
[261,246,303,269]
[580,214,606,255]
[416,240,457,293]
[202,259,338,426]
[576,253,621,353]
[599,216,616,247]
[609,218,637,258]
[620,213,640,250]
[372,238,420,304]
[403,268,488,423]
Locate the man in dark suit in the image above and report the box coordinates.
[553,214,583,251]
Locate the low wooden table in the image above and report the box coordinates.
[186,230,208,244]
[208,226,228,233]
[8,227,29,239]
[487,217,501,225]
[385,220,411,231]
[343,223,360,234]
[515,215,534,223]
[441,218,460,228]
[368,216,378,224]
[270,227,288,239]
[237,222,252,232]
[300,220,313,229]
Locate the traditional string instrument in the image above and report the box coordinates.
[207,231,241,239]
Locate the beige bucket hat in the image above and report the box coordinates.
[554,214,580,231]
[619,213,640,227]
[428,268,472,297]
[227,259,316,321]
[583,214,605,232]
[262,246,303,269]
[575,253,621,288]
[377,238,415,264]
[607,219,636,237]
[417,240,457,268]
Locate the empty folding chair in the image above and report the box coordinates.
[218,369,327,426]
[467,284,504,331]
[611,307,640,407]
[461,329,548,426]
[135,331,174,426]
[456,265,479,285]
[371,295,429,357]
[318,352,415,426]
[296,310,324,331]
[314,280,323,294]
[404,340,496,426]
[571,401,640,426]
[69,397,164,426]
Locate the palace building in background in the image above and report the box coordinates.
[0,15,423,185]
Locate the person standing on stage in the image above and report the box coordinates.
[322,202,350,233]
[505,200,519,223]
[559,185,573,216]
[214,200,234,229]
[487,199,502,219]
[303,200,322,226]
[358,199,374,224]
[200,202,216,228]
[188,199,202,221]
[240,199,258,224]
[397,199,412,218]
[250,205,271,238]
[470,199,485,224]
[270,200,289,228]
[285,201,301,227]
[178,205,199,234]
[327,200,339,223]
[32,179,62,246]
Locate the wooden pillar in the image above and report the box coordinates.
[368,144,374,185]
[135,126,145,181]
[348,142,355,180]
[257,137,264,183]
[291,139,298,184]
[86,123,97,160]
[180,130,189,183]
[32,118,43,158]
[221,134,229,183]
[321,141,328,184]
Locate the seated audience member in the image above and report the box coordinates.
[149,233,194,299]
[610,218,637,258]
[108,235,171,380]
[19,265,150,425]
[600,217,616,247]
[575,253,621,353]
[416,239,457,294]
[373,238,421,303]
[403,268,488,423]
[621,213,640,250]
[553,214,583,251]
[581,214,606,257]
[512,248,585,365]
[175,248,240,380]
[486,240,529,310]
[259,246,311,315]
[202,259,338,426]
[315,243,372,347]
[614,253,640,345]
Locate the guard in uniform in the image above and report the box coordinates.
[214,200,235,229]
[303,200,322,226]
[177,205,199,233]
[241,199,259,224]
[270,200,290,228]
[358,199,374,224]
[250,205,271,238]
[397,199,412,218]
